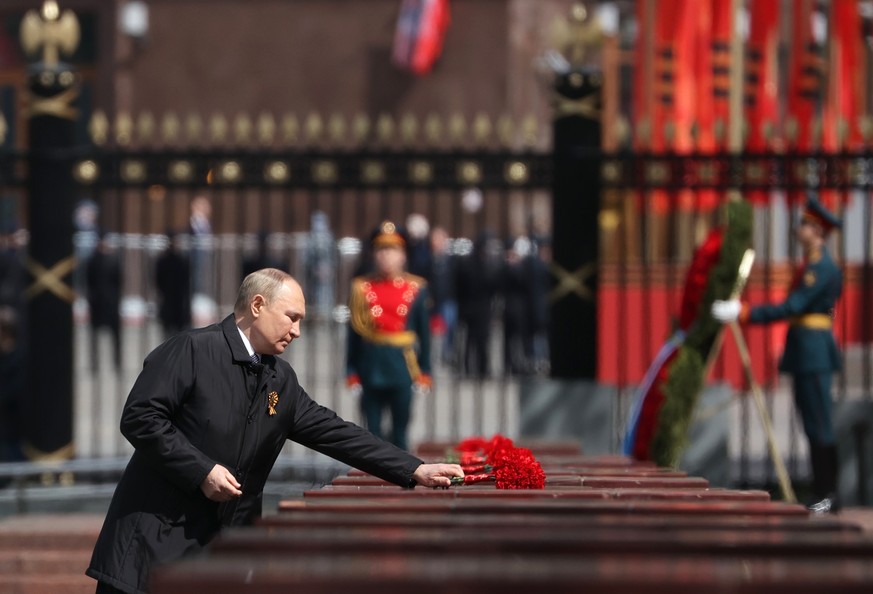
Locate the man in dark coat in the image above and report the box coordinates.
[154,234,191,339]
[86,234,123,370]
[87,268,462,594]
[712,196,843,514]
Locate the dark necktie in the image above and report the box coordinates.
[250,353,261,365]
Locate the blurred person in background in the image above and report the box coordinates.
[346,221,432,451]
[529,235,552,374]
[405,212,432,280]
[188,195,213,296]
[155,232,191,339]
[86,233,122,371]
[455,229,501,378]
[427,226,458,365]
[304,211,337,320]
[501,235,534,375]
[0,223,26,323]
[241,231,283,280]
[0,307,24,468]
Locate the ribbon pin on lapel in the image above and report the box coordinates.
[267,391,279,416]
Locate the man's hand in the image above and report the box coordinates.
[412,463,464,488]
[711,299,742,323]
[200,464,242,501]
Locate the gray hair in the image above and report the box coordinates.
[234,268,293,314]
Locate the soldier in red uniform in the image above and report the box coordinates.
[346,221,432,451]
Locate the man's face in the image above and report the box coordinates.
[249,280,306,355]
[797,219,822,246]
[373,245,406,277]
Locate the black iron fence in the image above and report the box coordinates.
[1,111,872,499]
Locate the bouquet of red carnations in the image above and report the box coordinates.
[448,434,546,489]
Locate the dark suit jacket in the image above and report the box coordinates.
[87,315,423,594]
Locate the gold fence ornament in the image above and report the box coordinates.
[25,255,77,303]
[29,86,79,120]
[280,114,299,145]
[423,113,442,145]
[234,113,254,145]
[549,261,595,303]
[256,112,276,145]
[160,112,181,144]
[20,1,80,68]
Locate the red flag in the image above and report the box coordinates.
[650,0,699,212]
[787,0,821,154]
[690,0,726,211]
[825,0,864,151]
[820,0,863,210]
[710,0,732,152]
[392,0,451,76]
[744,0,781,204]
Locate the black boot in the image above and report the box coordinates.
[807,443,840,514]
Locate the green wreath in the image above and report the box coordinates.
[650,198,753,467]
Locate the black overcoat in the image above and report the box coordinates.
[87,315,423,594]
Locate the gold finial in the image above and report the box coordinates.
[136,111,156,143]
[663,120,676,146]
[860,115,873,143]
[88,110,109,145]
[280,113,299,145]
[115,112,133,146]
[352,113,371,143]
[234,113,253,145]
[713,118,726,144]
[208,114,228,144]
[636,118,651,146]
[614,115,630,146]
[496,114,514,148]
[400,113,418,144]
[837,117,849,147]
[375,113,395,143]
[784,117,798,144]
[549,2,602,68]
[424,113,443,145]
[521,114,539,148]
[20,1,80,68]
[256,112,276,145]
[327,113,347,144]
[689,120,700,145]
[304,112,324,143]
[448,113,467,145]
[761,120,775,145]
[472,112,492,144]
[185,113,204,144]
[810,116,822,147]
[160,112,180,144]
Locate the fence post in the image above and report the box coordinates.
[548,5,602,379]
[20,2,80,462]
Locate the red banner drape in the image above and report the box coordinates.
[745,0,781,205]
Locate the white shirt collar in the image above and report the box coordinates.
[236,325,256,358]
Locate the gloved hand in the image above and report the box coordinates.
[414,373,432,395]
[711,299,742,323]
[346,374,362,397]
